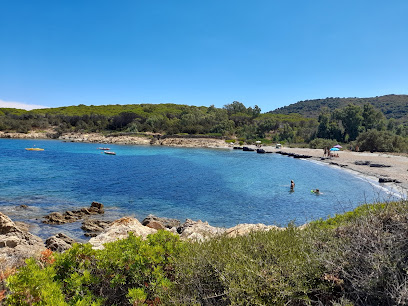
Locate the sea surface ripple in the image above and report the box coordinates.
[0,139,394,239]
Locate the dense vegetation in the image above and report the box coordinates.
[1,95,408,152]
[271,94,408,123]
[0,101,318,144]
[3,200,408,305]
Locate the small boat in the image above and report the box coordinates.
[104,151,116,155]
[97,147,110,150]
[25,148,44,151]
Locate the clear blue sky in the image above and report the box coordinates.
[1,1,407,112]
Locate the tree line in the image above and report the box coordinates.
[0,102,317,144]
[1,101,407,152]
[313,103,408,152]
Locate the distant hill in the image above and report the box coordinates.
[270,94,408,123]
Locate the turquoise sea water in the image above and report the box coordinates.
[0,138,397,240]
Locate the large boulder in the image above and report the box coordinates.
[45,233,76,252]
[224,223,282,238]
[0,212,44,268]
[89,217,157,250]
[178,219,226,241]
[142,214,181,230]
[81,219,112,237]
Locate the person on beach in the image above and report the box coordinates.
[323,147,327,157]
[290,180,295,191]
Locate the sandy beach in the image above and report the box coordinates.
[255,145,408,197]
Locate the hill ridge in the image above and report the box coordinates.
[271,94,408,123]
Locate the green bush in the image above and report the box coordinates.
[309,138,337,149]
[167,225,335,305]
[320,200,408,305]
[357,130,408,152]
[6,231,184,305]
[6,201,408,305]
[94,230,183,305]
[6,258,67,306]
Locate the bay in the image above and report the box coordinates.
[0,138,394,240]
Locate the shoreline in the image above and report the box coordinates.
[1,131,408,255]
[255,145,408,197]
[2,130,408,196]
[307,158,406,200]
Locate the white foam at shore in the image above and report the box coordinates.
[306,158,406,200]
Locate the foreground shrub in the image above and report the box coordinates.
[6,230,184,305]
[321,200,408,305]
[167,225,337,305]
[6,201,408,305]
[6,258,67,305]
[94,230,183,305]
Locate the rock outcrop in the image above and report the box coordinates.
[88,214,287,247]
[355,160,371,166]
[142,214,181,230]
[276,151,312,158]
[58,133,152,145]
[0,212,44,267]
[89,217,157,250]
[370,163,391,168]
[81,219,112,237]
[178,219,226,241]
[379,177,402,183]
[224,223,282,238]
[45,233,76,252]
[43,202,105,224]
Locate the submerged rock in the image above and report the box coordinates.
[43,202,105,224]
[89,217,157,250]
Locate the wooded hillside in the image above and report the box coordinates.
[271,94,408,123]
[1,97,408,152]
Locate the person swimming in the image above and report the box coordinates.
[311,189,320,194]
[290,180,295,190]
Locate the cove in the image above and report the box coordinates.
[0,138,394,239]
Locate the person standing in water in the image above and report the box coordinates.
[290,180,295,191]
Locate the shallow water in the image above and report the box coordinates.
[0,138,396,240]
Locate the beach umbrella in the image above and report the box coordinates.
[333,145,342,148]
[330,147,340,151]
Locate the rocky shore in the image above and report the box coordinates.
[0,130,228,148]
[0,203,282,267]
[2,130,408,265]
[3,130,407,192]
